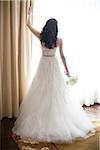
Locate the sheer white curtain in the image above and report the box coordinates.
[30,0,100,106]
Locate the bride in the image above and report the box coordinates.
[12,5,96,143]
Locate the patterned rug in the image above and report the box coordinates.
[12,106,100,150]
[12,121,100,150]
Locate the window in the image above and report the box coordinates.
[30,0,100,105]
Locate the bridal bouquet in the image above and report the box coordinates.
[66,76,78,86]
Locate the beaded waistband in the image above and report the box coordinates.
[42,54,55,57]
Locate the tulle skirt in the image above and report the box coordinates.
[12,55,95,143]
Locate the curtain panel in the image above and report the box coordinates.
[0,0,32,119]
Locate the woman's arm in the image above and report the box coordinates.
[58,38,70,77]
[26,6,40,39]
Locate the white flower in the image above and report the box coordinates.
[66,76,78,86]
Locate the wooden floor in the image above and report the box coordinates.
[0,104,99,150]
[0,118,19,150]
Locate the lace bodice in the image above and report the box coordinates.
[42,46,56,57]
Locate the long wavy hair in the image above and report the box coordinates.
[40,18,58,49]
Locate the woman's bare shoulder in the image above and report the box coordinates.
[56,38,63,47]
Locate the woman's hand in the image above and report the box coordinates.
[28,6,32,16]
[27,6,33,26]
[65,70,70,77]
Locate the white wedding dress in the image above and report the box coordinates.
[12,46,96,143]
